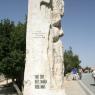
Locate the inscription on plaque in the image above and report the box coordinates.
[31,31,45,38]
[34,75,47,89]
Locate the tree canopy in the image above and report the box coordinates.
[0,19,26,89]
[64,47,81,74]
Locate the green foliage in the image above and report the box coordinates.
[0,19,26,81]
[64,47,81,74]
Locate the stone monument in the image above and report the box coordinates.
[23,0,65,95]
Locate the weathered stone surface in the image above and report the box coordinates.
[50,0,64,89]
[23,0,65,95]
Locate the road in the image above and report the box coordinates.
[81,73,95,95]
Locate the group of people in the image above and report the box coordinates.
[66,68,83,80]
[66,68,95,84]
[71,68,82,80]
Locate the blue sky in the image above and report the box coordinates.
[0,0,95,67]
[62,0,95,67]
[0,0,27,22]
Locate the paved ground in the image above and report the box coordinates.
[0,74,94,95]
[0,80,17,95]
[81,73,95,95]
[64,78,87,95]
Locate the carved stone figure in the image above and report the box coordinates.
[51,0,64,89]
[23,0,65,94]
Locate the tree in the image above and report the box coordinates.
[0,19,15,78]
[10,22,26,90]
[64,47,81,74]
[0,19,26,90]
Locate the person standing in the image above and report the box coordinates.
[71,68,77,80]
[92,69,95,83]
[78,68,83,80]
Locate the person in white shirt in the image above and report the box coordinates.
[92,70,95,83]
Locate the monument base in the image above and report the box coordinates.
[23,89,66,95]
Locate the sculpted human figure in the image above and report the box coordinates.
[39,0,65,89]
[51,0,64,89]
[24,0,64,94]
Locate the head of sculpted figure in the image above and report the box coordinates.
[52,0,64,42]
[52,0,64,16]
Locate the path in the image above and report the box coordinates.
[64,78,87,95]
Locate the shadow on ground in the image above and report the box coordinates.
[0,83,17,95]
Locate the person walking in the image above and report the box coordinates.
[71,68,77,80]
[78,68,83,80]
[92,69,95,83]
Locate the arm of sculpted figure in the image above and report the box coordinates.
[40,0,53,9]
